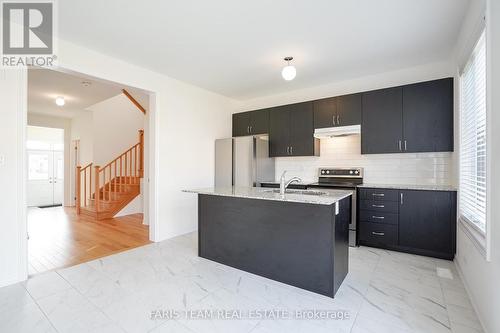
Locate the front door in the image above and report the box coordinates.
[27,150,64,207]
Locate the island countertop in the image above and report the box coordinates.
[184,186,352,205]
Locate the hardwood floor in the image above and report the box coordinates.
[28,206,150,276]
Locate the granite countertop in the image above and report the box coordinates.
[358,183,457,191]
[259,181,313,187]
[184,186,353,205]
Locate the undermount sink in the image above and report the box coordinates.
[264,189,329,196]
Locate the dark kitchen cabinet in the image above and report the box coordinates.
[313,93,361,129]
[399,190,456,259]
[362,78,454,154]
[314,97,337,129]
[232,109,270,137]
[361,87,403,154]
[269,107,290,157]
[358,187,457,260]
[232,112,250,137]
[337,93,362,126]
[269,102,319,157]
[402,78,454,153]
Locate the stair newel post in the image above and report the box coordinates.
[76,166,81,214]
[138,130,144,178]
[94,165,100,213]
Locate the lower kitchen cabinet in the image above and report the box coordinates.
[358,187,457,260]
[359,222,398,247]
[399,190,457,259]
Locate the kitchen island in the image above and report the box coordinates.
[185,187,352,298]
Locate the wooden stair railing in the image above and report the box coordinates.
[122,89,146,114]
[76,162,93,215]
[76,130,144,218]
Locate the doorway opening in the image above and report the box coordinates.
[27,126,64,208]
[27,67,154,276]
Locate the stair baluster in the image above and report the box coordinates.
[76,130,144,220]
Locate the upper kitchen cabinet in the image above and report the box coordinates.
[361,78,454,154]
[337,93,362,126]
[361,87,403,154]
[269,102,319,157]
[232,112,250,137]
[313,97,337,129]
[232,109,270,137]
[402,78,454,152]
[313,93,362,129]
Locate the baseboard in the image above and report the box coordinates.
[453,259,488,333]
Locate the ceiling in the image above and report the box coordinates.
[28,68,148,118]
[58,0,470,100]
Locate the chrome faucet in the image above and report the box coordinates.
[279,171,302,195]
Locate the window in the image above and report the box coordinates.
[459,30,487,235]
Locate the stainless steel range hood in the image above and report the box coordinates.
[313,125,361,138]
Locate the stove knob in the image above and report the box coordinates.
[350,170,354,174]
[355,170,359,174]
[321,170,325,174]
[326,170,330,174]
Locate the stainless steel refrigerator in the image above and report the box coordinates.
[215,135,275,187]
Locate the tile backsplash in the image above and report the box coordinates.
[275,134,454,185]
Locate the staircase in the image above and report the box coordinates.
[76,130,144,220]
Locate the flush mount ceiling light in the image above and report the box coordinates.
[81,81,92,87]
[281,56,296,81]
[55,96,65,106]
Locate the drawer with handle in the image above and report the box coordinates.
[359,200,399,213]
[359,210,398,225]
[358,188,399,202]
[359,222,398,246]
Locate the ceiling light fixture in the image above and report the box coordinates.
[281,56,296,81]
[81,81,92,87]
[55,96,65,106]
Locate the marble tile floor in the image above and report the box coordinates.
[0,232,483,333]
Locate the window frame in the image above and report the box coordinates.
[458,28,490,259]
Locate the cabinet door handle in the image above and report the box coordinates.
[337,115,340,125]
[398,140,402,151]
[400,193,404,205]
[372,193,385,197]
[372,204,385,208]
[404,140,407,151]
[372,216,385,220]
[290,146,293,155]
[333,115,336,126]
[286,147,290,155]
[247,126,250,134]
[372,232,385,236]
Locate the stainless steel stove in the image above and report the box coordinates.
[309,168,363,247]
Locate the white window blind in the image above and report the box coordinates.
[459,30,487,233]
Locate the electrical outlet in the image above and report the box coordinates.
[0,155,5,167]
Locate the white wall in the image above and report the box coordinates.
[452,1,500,333]
[0,37,236,287]
[274,135,452,185]
[0,69,27,287]
[71,111,93,165]
[27,114,72,206]
[240,61,454,111]
[88,93,146,166]
[54,40,236,242]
